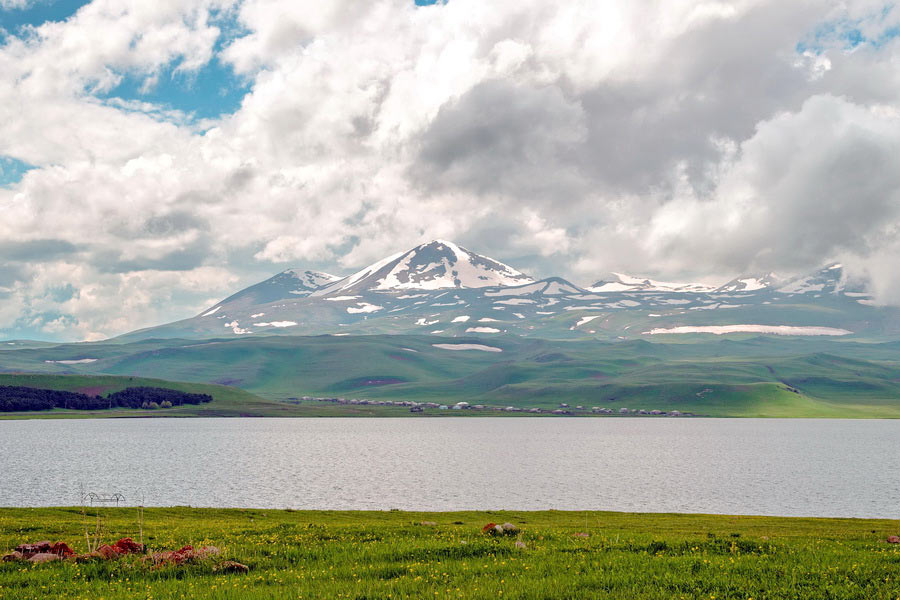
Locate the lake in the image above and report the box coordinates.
[0,417,898,518]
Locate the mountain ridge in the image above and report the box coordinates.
[116,240,895,343]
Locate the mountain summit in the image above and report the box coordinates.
[314,240,535,295]
[206,269,339,311]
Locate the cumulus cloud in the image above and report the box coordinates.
[1,0,899,340]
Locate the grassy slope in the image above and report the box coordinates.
[1,335,898,417]
[0,507,898,599]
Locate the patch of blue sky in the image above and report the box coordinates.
[415,0,444,5]
[94,57,251,123]
[0,156,35,188]
[94,9,251,124]
[2,311,78,342]
[798,6,900,54]
[0,0,90,34]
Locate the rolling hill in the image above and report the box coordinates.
[2,334,898,417]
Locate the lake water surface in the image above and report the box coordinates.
[1,417,898,518]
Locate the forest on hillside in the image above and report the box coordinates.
[0,386,213,412]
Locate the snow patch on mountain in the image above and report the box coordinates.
[224,321,251,334]
[253,321,298,328]
[347,303,383,314]
[645,325,851,336]
[574,316,600,327]
[45,358,98,364]
[433,343,502,352]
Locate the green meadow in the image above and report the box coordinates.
[1,334,898,418]
[0,508,898,599]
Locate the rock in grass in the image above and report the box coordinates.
[214,560,249,574]
[1,551,23,562]
[514,540,527,549]
[28,552,60,563]
[96,545,121,560]
[198,546,221,557]
[50,542,75,557]
[15,541,51,556]
[501,523,519,535]
[888,535,900,544]
[112,537,144,554]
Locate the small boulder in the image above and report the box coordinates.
[15,541,51,556]
[112,538,144,554]
[214,560,249,574]
[28,552,60,563]
[96,545,121,560]
[50,542,74,557]
[514,541,527,549]
[1,551,23,562]
[501,523,519,535]
[573,532,590,539]
[197,546,221,557]
[482,522,498,534]
[888,535,900,544]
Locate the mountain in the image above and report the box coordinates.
[203,269,339,314]
[588,273,716,293]
[117,241,898,342]
[313,240,535,296]
[776,263,868,298]
[716,272,785,293]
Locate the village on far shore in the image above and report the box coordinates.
[289,396,696,417]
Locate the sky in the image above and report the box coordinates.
[1,0,899,342]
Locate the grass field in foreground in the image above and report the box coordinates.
[0,508,898,599]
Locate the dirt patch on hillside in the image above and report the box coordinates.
[75,386,112,396]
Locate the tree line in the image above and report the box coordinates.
[0,385,213,412]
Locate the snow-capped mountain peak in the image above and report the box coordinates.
[315,240,535,295]
[716,272,784,293]
[284,269,341,289]
[588,272,717,293]
[776,263,867,295]
[206,268,340,311]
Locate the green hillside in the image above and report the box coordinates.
[1,334,898,417]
